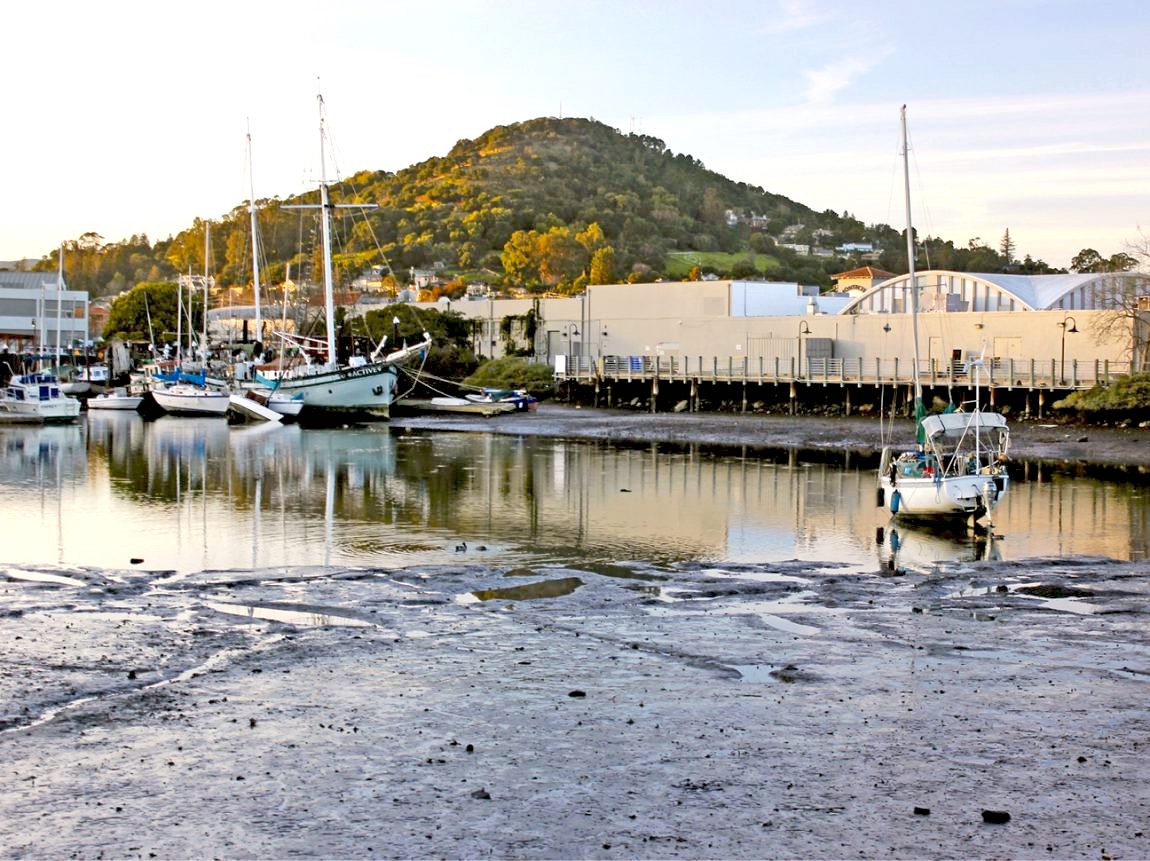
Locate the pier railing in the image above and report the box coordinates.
[554,355,1133,390]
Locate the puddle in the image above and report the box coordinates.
[206,601,374,627]
[3,569,88,587]
[730,664,796,683]
[646,594,822,635]
[697,567,808,585]
[575,562,666,582]
[1027,596,1103,615]
[463,577,583,603]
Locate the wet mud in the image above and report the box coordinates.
[3,554,1150,859]
[390,404,1150,469]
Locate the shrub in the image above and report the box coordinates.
[1053,372,1150,422]
[463,357,554,398]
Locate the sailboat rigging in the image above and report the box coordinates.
[258,91,431,421]
[876,106,1010,523]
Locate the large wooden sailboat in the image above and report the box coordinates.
[259,93,430,421]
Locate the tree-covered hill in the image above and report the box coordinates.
[19,116,1084,299]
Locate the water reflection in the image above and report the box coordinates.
[0,414,1147,575]
[877,523,1003,573]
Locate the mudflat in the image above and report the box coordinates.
[393,403,1150,467]
[2,405,1148,859]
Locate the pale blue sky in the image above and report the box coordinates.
[5,0,1148,269]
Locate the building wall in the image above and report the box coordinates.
[426,293,1134,371]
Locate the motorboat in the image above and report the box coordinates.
[151,383,231,416]
[86,385,144,411]
[0,367,82,424]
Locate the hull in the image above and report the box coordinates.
[0,399,82,423]
[1,372,82,424]
[87,392,144,411]
[265,362,398,419]
[880,472,1008,520]
[267,395,304,418]
[152,387,231,416]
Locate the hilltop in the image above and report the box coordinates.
[23,117,1061,297]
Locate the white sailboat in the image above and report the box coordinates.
[261,92,431,421]
[153,227,231,417]
[877,106,1010,523]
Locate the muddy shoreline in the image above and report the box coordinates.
[391,403,1150,469]
[3,407,1150,859]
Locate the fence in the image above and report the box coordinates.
[554,354,1133,390]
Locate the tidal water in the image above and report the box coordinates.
[2,412,1147,576]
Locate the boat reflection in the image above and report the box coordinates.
[877,522,1003,573]
[1,416,1148,574]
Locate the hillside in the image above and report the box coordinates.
[23,117,1061,297]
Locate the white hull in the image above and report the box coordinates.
[267,394,304,417]
[152,386,231,416]
[0,398,82,423]
[880,472,1007,519]
[87,390,144,411]
[1,372,82,424]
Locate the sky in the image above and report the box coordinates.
[4,0,1149,271]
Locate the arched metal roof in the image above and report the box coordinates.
[838,270,1147,315]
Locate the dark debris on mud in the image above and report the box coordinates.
[2,553,1150,859]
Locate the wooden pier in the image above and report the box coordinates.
[554,354,1132,418]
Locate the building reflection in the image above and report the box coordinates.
[2,416,1147,573]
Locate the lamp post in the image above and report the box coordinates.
[797,320,810,378]
[1058,315,1078,385]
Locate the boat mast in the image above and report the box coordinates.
[55,247,65,370]
[900,105,925,440]
[203,224,211,367]
[317,92,338,367]
[177,272,183,366]
[247,125,263,344]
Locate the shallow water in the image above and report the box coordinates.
[1,412,1147,577]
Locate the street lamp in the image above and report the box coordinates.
[1058,315,1078,385]
[797,320,811,378]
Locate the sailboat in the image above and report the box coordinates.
[877,106,1010,523]
[152,228,231,417]
[258,92,431,421]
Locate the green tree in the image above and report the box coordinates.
[103,282,179,343]
[1070,248,1104,272]
[999,228,1015,265]
[501,229,541,288]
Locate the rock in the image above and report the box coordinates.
[982,809,1011,824]
[470,787,491,800]
[913,806,930,816]
[568,689,587,698]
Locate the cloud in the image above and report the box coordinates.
[756,0,825,35]
[802,54,889,105]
